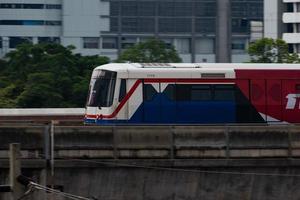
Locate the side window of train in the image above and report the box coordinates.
[176,84,191,101]
[296,84,300,92]
[118,79,126,102]
[175,84,212,101]
[191,85,212,101]
[213,85,235,101]
[164,84,176,101]
[143,84,157,101]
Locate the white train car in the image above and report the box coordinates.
[85,63,300,125]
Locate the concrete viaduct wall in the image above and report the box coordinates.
[1,125,300,200]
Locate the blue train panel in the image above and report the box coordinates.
[88,94,236,125]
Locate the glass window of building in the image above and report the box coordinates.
[232,38,247,53]
[45,4,62,9]
[287,23,293,33]
[110,2,119,16]
[0,20,43,25]
[23,4,44,9]
[138,2,155,16]
[159,18,192,33]
[23,20,44,25]
[158,2,192,17]
[0,4,44,9]
[158,2,174,16]
[195,19,216,33]
[231,0,263,34]
[0,37,2,48]
[286,3,293,12]
[121,1,137,16]
[0,20,23,25]
[138,18,155,33]
[288,44,294,53]
[174,2,193,16]
[195,38,215,54]
[83,37,99,49]
[45,21,61,26]
[121,18,155,33]
[160,38,174,49]
[121,18,137,32]
[140,37,153,43]
[38,37,60,44]
[174,38,191,54]
[121,37,136,49]
[9,37,32,48]
[0,20,61,26]
[232,18,249,33]
[110,18,118,32]
[195,2,216,17]
[102,37,118,49]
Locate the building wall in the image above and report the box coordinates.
[264,0,283,39]
[0,0,62,57]
[264,0,300,54]
[0,0,264,62]
[282,0,300,53]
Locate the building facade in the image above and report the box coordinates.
[0,0,263,63]
[264,0,300,54]
[282,0,300,53]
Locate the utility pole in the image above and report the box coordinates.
[216,0,231,63]
[9,143,24,200]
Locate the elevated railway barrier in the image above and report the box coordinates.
[1,110,300,199]
[0,125,300,160]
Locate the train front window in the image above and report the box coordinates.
[87,70,117,107]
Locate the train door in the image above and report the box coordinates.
[142,82,161,123]
[127,79,143,123]
[282,80,300,123]
[235,79,251,123]
[174,83,208,123]
[250,79,267,122]
[160,82,177,123]
[266,80,282,122]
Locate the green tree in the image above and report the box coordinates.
[0,43,109,108]
[117,38,182,63]
[248,38,300,63]
[16,72,64,108]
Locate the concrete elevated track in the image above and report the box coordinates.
[1,109,300,200]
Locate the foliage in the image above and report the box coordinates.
[0,43,109,108]
[248,38,300,63]
[117,38,182,63]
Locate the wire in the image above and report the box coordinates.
[29,182,93,200]
[67,158,300,178]
[17,184,35,200]
[28,151,300,178]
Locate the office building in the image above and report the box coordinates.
[265,0,300,54]
[0,0,263,62]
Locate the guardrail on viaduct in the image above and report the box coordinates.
[1,125,300,160]
[2,125,300,200]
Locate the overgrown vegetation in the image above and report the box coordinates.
[0,43,109,108]
[117,38,182,63]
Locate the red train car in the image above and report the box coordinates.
[85,63,300,124]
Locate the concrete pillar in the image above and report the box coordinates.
[216,0,231,63]
[264,0,283,39]
[9,143,23,200]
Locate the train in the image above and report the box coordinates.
[84,63,300,125]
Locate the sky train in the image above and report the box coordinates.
[85,63,300,125]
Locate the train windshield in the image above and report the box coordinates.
[86,70,117,107]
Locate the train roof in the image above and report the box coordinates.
[93,63,300,79]
[95,63,300,71]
